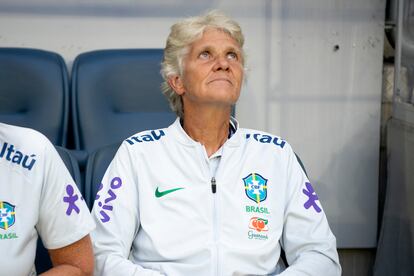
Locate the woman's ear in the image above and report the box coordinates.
[168,75,185,95]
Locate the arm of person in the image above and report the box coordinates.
[279,145,341,276]
[40,235,93,276]
[91,143,164,276]
[35,137,96,276]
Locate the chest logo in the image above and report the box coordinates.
[243,173,268,203]
[249,217,269,232]
[0,201,16,230]
[155,187,184,198]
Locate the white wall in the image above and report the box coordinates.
[0,0,386,248]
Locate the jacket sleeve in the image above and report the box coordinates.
[37,137,95,249]
[278,145,341,276]
[91,142,163,276]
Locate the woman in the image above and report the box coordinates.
[0,122,95,276]
[91,10,341,275]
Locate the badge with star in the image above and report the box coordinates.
[0,201,16,230]
[243,173,268,203]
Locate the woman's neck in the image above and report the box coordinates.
[182,106,231,157]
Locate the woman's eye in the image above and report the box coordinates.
[227,52,238,60]
[199,51,210,59]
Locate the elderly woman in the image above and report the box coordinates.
[91,10,341,275]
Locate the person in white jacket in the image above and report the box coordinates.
[0,123,95,276]
[91,10,341,275]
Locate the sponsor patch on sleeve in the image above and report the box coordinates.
[302,182,322,213]
[95,177,123,223]
[63,184,82,216]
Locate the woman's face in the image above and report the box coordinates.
[171,28,244,111]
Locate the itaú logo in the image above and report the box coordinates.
[248,217,269,232]
[125,130,165,145]
[0,142,36,171]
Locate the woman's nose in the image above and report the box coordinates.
[213,55,230,71]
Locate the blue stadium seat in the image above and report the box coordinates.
[0,48,69,146]
[295,153,308,177]
[84,143,120,209]
[35,146,83,274]
[71,49,175,153]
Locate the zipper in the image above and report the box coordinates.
[211,177,217,193]
[198,143,220,276]
[211,176,219,276]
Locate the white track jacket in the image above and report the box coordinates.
[91,118,341,276]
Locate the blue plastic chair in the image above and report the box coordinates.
[0,48,69,146]
[71,49,175,153]
[84,143,120,209]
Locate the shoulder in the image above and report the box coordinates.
[0,123,57,173]
[121,121,173,155]
[113,127,170,163]
[0,123,53,153]
[123,128,168,147]
[237,128,299,167]
[239,128,291,152]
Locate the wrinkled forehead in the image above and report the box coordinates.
[196,27,241,46]
[189,28,241,52]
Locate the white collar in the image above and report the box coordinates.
[169,116,241,148]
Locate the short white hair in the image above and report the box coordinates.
[160,10,246,117]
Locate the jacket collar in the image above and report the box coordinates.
[169,116,241,148]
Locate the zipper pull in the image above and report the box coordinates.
[211,177,216,193]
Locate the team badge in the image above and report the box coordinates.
[243,173,268,203]
[0,201,16,230]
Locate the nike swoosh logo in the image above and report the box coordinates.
[155,187,184,198]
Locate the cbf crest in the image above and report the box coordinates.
[0,201,16,230]
[243,173,268,203]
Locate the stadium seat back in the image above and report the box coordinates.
[84,143,120,209]
[71,49,175,153]
[0,48,69,146]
